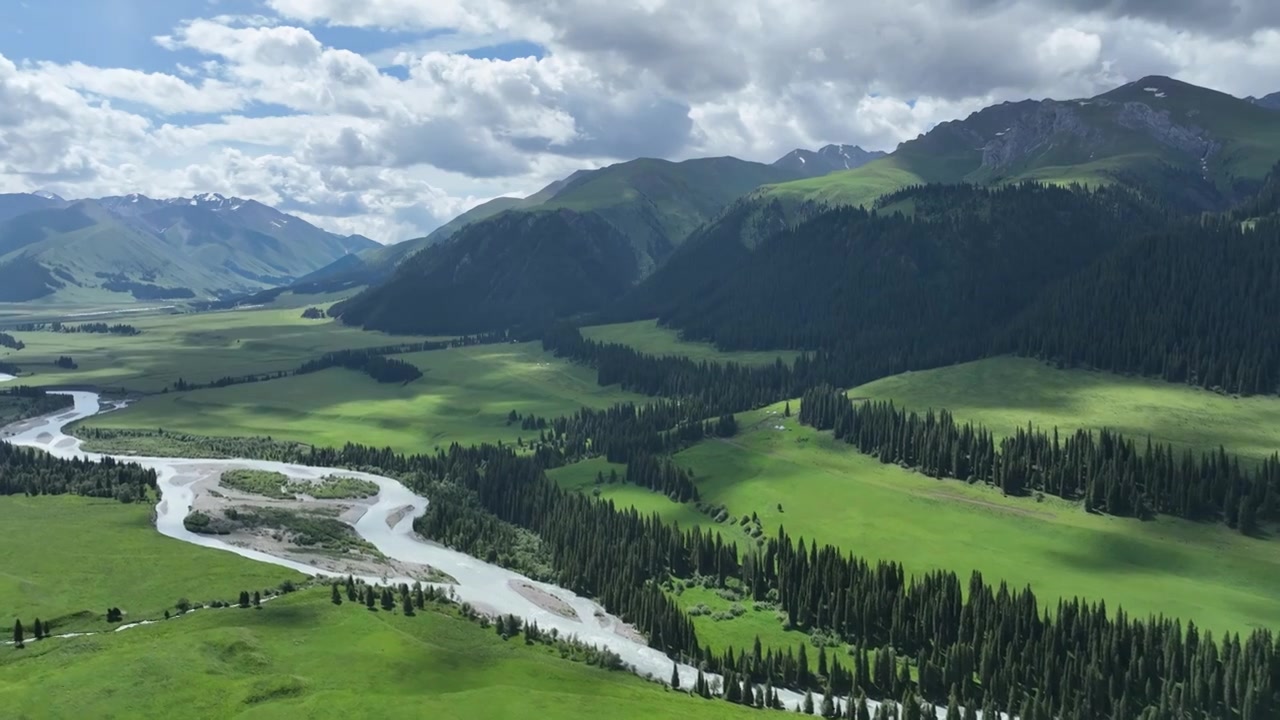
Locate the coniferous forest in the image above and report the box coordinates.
[0,439,156,502]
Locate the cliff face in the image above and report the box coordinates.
[978,97,1219,175]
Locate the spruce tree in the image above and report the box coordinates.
[822,683,836,717]
[252,591,261,608]
[670,663,681,690]
[345,577,357,602]
[804,690,815,714]
[402,594,414,616]
[946,686,961,720]
[33,618,43,640]
[331,583,342,605]
[856,693,872,720]
[365,588,376,611]
[12,619,23,649]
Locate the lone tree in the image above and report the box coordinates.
[239,591,251,608]
[12,619,23,649]
[670,663,681,690]
[33,619,43,640]
[252,591,261,609]
[331,584,343,605]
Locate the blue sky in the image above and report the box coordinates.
[0,1,542,84]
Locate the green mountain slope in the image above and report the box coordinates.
[0,195,377,303]
[288,171,595,294]
[334,157,803,334]
[334,209,638,334]
[619,183,1170,380]
[757,76,1280,211]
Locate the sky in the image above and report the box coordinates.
[1,1,1279,243]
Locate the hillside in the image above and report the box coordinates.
[757,76,1280,211]
[622,182,1171,381]
[333,209,640,335]
[0,193,376,303]
[286,170,598,295]
[334,157,802,334]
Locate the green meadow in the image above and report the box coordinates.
[84,342,643,452]
[0,496,302,633]
[0,587,765,720]
[0,307,436,393]
[850,356,1280,462]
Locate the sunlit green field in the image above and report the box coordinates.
[0,496,302,633]
[84,342,643,452]
[581,319,799,367]
[0,587,762,720]
[851,356,1280,462]
[0,307,435,393]
[554,402,1280,644]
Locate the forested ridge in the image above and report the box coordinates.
[330,166,1280,400]
[1001,217,1280,395]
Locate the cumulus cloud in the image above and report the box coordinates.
[0,0,1278,242]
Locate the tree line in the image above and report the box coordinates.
[11,322,140,336]
[0,440,157,503]
[798,387,1280,534]
[0,331,23,350]
[168,330,508,392]
[0,386,75,423]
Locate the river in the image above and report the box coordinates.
[4,390,950,717]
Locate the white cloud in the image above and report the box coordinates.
[0,1,1278,243]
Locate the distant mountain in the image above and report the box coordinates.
[0,193,63,224]
[773,144,887,177]
[0,192,377,303]
[1246,92,1280,110]
[333,156,803,334]
[757,76,1280,211]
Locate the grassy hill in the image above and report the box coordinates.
[0,585,761,720]
[755,76,1280,211]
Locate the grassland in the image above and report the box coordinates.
[0,307,437,393]
[0,587,763,720]
[555,402,1280,642]
[84,342,643,452]
[850,356,1280,462]
[753,159,924,207]
[0,496,303,632]
[581,319,800,367]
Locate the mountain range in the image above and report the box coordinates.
[330,76,1280,337]
[0,192,376,303]
[6,75,1278,321]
